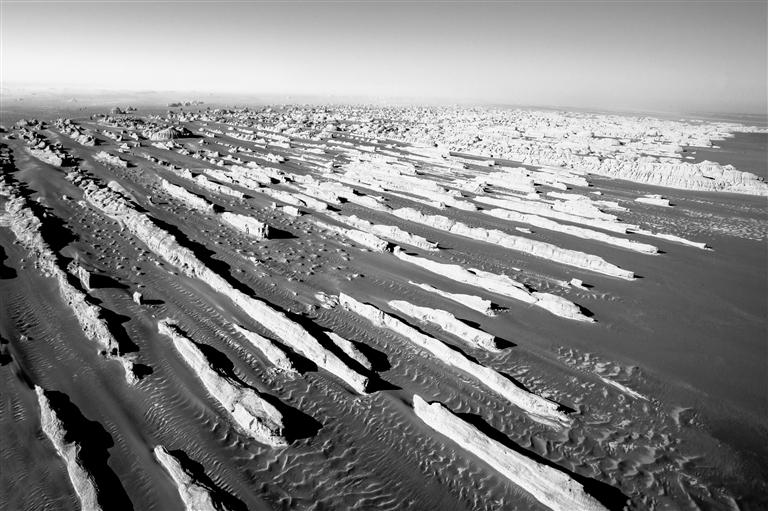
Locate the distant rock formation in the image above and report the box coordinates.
[391,207,634,280]
[393,248,593,322]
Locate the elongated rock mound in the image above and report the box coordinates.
[35,386,103,511]
[158,319,287,446]
[71,171,368,394]
[388,300,498,351]
[339,293,570,428]
[413,395,609,511]
[1,180,137,383]
[153,446,229,511]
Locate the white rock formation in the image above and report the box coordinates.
[483,208,658,254]
[94,151,129,168]
[409,281,496,316]
[629,228,709,250]
[67,260,92,291]
[36,386,103,511]
[310,219,388,252]
[232,324,297,374]
[158,319,287,446]
[393,248,592,321]
[160,179,215,213]
[153,446,228,511]
[194,174,245,199]
[635,194,671,207]
[1,186,137,384]
[74,173,368,393]
[326,332,373,370]
[339,294,570,427]
[132,291,143,305]
[221,212,269,239]
[330,213,438,251]
[412,395,608,511]
[474,195,635,234]
[388,300,498,351]
[391,207,634,279]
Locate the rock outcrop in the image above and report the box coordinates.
[153,446,229,511]
[1,182,137,383]
[232,324,297,373]
[483,208,658,254]
[339,294,570,428]
[393,248,592,322]
[388,300,498,351]
[413,395,608,511]
[72,172,368,393]
[158,319,287,446]
[391,208,634,279]
[409,281,496,316]
[160,179,215,213]
[331,214,438,251]
[221,212,269,238]
[36,386,102,511]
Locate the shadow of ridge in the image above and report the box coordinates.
[349,339,391,372]
[455,411,629,511]
[190,338,321,442]
[43,390,134,511]
[577,304,596,319]
[0,245,17,279]
[454,317,517,349]
[258,393,322,442]
[164,450,247,511]
[267,227,297,240]
[87,273,130,290]
[96,307,140,355]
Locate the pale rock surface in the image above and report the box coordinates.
[393,248,592,321]
[74,173,368,393]
[153,446,229,511]
[36,386,103,511]
[326,332,373,370]
[339,294,570,427]
[412,395,608,511]
[391,207,634,279]
[232,324,297,374]
[158,319,287,446]
[409,281,496,316]
[388,300,498,351]
[221,212,269,238]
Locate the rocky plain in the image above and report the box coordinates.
[0,103,766,511]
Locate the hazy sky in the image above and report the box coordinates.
[2,1,766,113]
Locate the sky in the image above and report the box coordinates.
[1,0,766,114]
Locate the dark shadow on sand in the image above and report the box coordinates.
[44,390,134,511]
